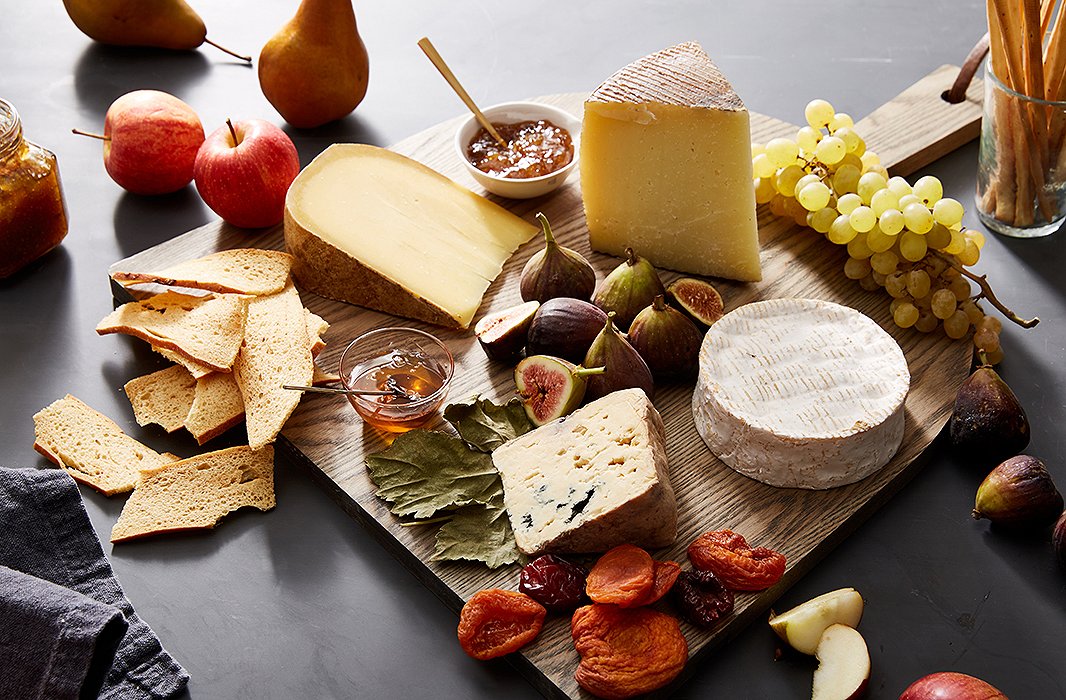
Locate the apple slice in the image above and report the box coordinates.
[769,587,864,655]
[812,624,870,700]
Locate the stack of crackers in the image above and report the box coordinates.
[32,249,331,543]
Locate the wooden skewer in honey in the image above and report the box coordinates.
[417,36,507,148]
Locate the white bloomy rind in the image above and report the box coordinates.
[692,298,910,489]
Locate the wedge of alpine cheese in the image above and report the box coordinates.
[581,42,761,282]
[492,388,677,555]
[692,299,910,489]
[284,144,537,329]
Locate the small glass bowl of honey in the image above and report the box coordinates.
[339,328,454,433]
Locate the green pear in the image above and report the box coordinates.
[258,0,370,129]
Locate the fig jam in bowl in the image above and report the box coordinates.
[455,101,580,199]
[339,327,454,433]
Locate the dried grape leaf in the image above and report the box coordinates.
[433,495,521,569]
[365,430,500,519]
[443,396,534,452]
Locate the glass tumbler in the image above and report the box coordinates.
[976,62,1066,238]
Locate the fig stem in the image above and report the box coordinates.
[652,294,666,311]
[573,366,606,378]
[204,37,253,63]
[932,251,1040,329]
[624,247,637,266]
[71,128,109,141]
[535,212,559,249]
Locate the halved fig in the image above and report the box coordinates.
[475,301,540,361]
[666,277,725,327]
[514,355,604,425]
[526,298,608,363]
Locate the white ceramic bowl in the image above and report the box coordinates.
[454,101,580,199]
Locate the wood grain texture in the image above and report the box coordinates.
[109,67,980,699]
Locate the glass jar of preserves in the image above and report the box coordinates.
[0,98,69,278]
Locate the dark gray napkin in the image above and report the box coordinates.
[0,466,190,700]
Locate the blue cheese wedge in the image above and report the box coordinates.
[492,388,677,555]
[692,298,910,489]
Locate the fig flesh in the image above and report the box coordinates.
[950,366,1030,466]
[973,455,1063,529]
[514,355,604,425]
[526,298,608,363]
[583,312,655,401]
[627,295,703,380]
[666,277,724,327]
[520,212,596,303]
[592,247,665,331]
[474,301,539,361]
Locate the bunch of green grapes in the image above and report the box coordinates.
[752,99,1004,363]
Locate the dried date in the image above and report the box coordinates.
[671,569,734,628]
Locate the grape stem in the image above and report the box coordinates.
[932,251,1040,328]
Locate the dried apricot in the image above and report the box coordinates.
[586,544,655,607]
[687,529,786,591]
[633,560,681,607]
[457,588,546,660]
[571,603,688,699]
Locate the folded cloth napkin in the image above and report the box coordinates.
[0,466,189,700]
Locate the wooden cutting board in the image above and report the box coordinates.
[110,65,982,699]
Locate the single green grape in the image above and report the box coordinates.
[832,164,862,194]
[830,112,854,132]
[794,173,821,193]
[849,205,876,232]
[932,197,964,227]
[885,272,907,298]
[808,206,837,233]
[837,153,864,172]
[903,202,934,234]
[796,126,822,152]
[878,208,905,236]
[897,193,922,210]
[906,269,931,299]
[774,164,806,197]
[766,138,800,168]
[816,136,847,165]
[949,274,973,301]
[752,153,776,179]
[857,172,888,204]
[834,127,861,153]
[944,230,967,255]
[837,192,863,215]
[870,188,899,216]
[754,177,776,204]
[847,233,873,259]
[893,301,920,329]
[913,175,943,206]
[931,288,957,320]
[965,229,986,249]
[805,99,835,129]
[798,181,832,211]
[957,239,980,266]
[844,256,872,280]
[751,142,766,158]
[915,309,939,333]
[886,176,913,198]
[943,310,970,339]
[871,250,899,275]
[866,227,896,253]
[899,230,929,261]
[828,215,858,244]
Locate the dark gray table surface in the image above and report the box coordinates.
[2,1,1064,698]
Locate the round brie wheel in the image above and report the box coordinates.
[692,298,910,490]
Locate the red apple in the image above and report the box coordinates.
[899,672,1008,700]
[812,624,870,700]
[74,90,204,195]
[193,118,300,229]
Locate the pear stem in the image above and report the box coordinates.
[71,129,109,141]
[204,38,252,63]
[225,118,239,146]
[932,252,1040,328]
[573,366,606,378]
[535,212,558,249]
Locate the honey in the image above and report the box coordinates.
[0,99,68,278]
[466,119,574,179]
[339,329,454,433]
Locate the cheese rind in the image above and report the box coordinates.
[581,42,760,282]
[692,299,910,489]
[284,144,537,329]
[492,389,677,555]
